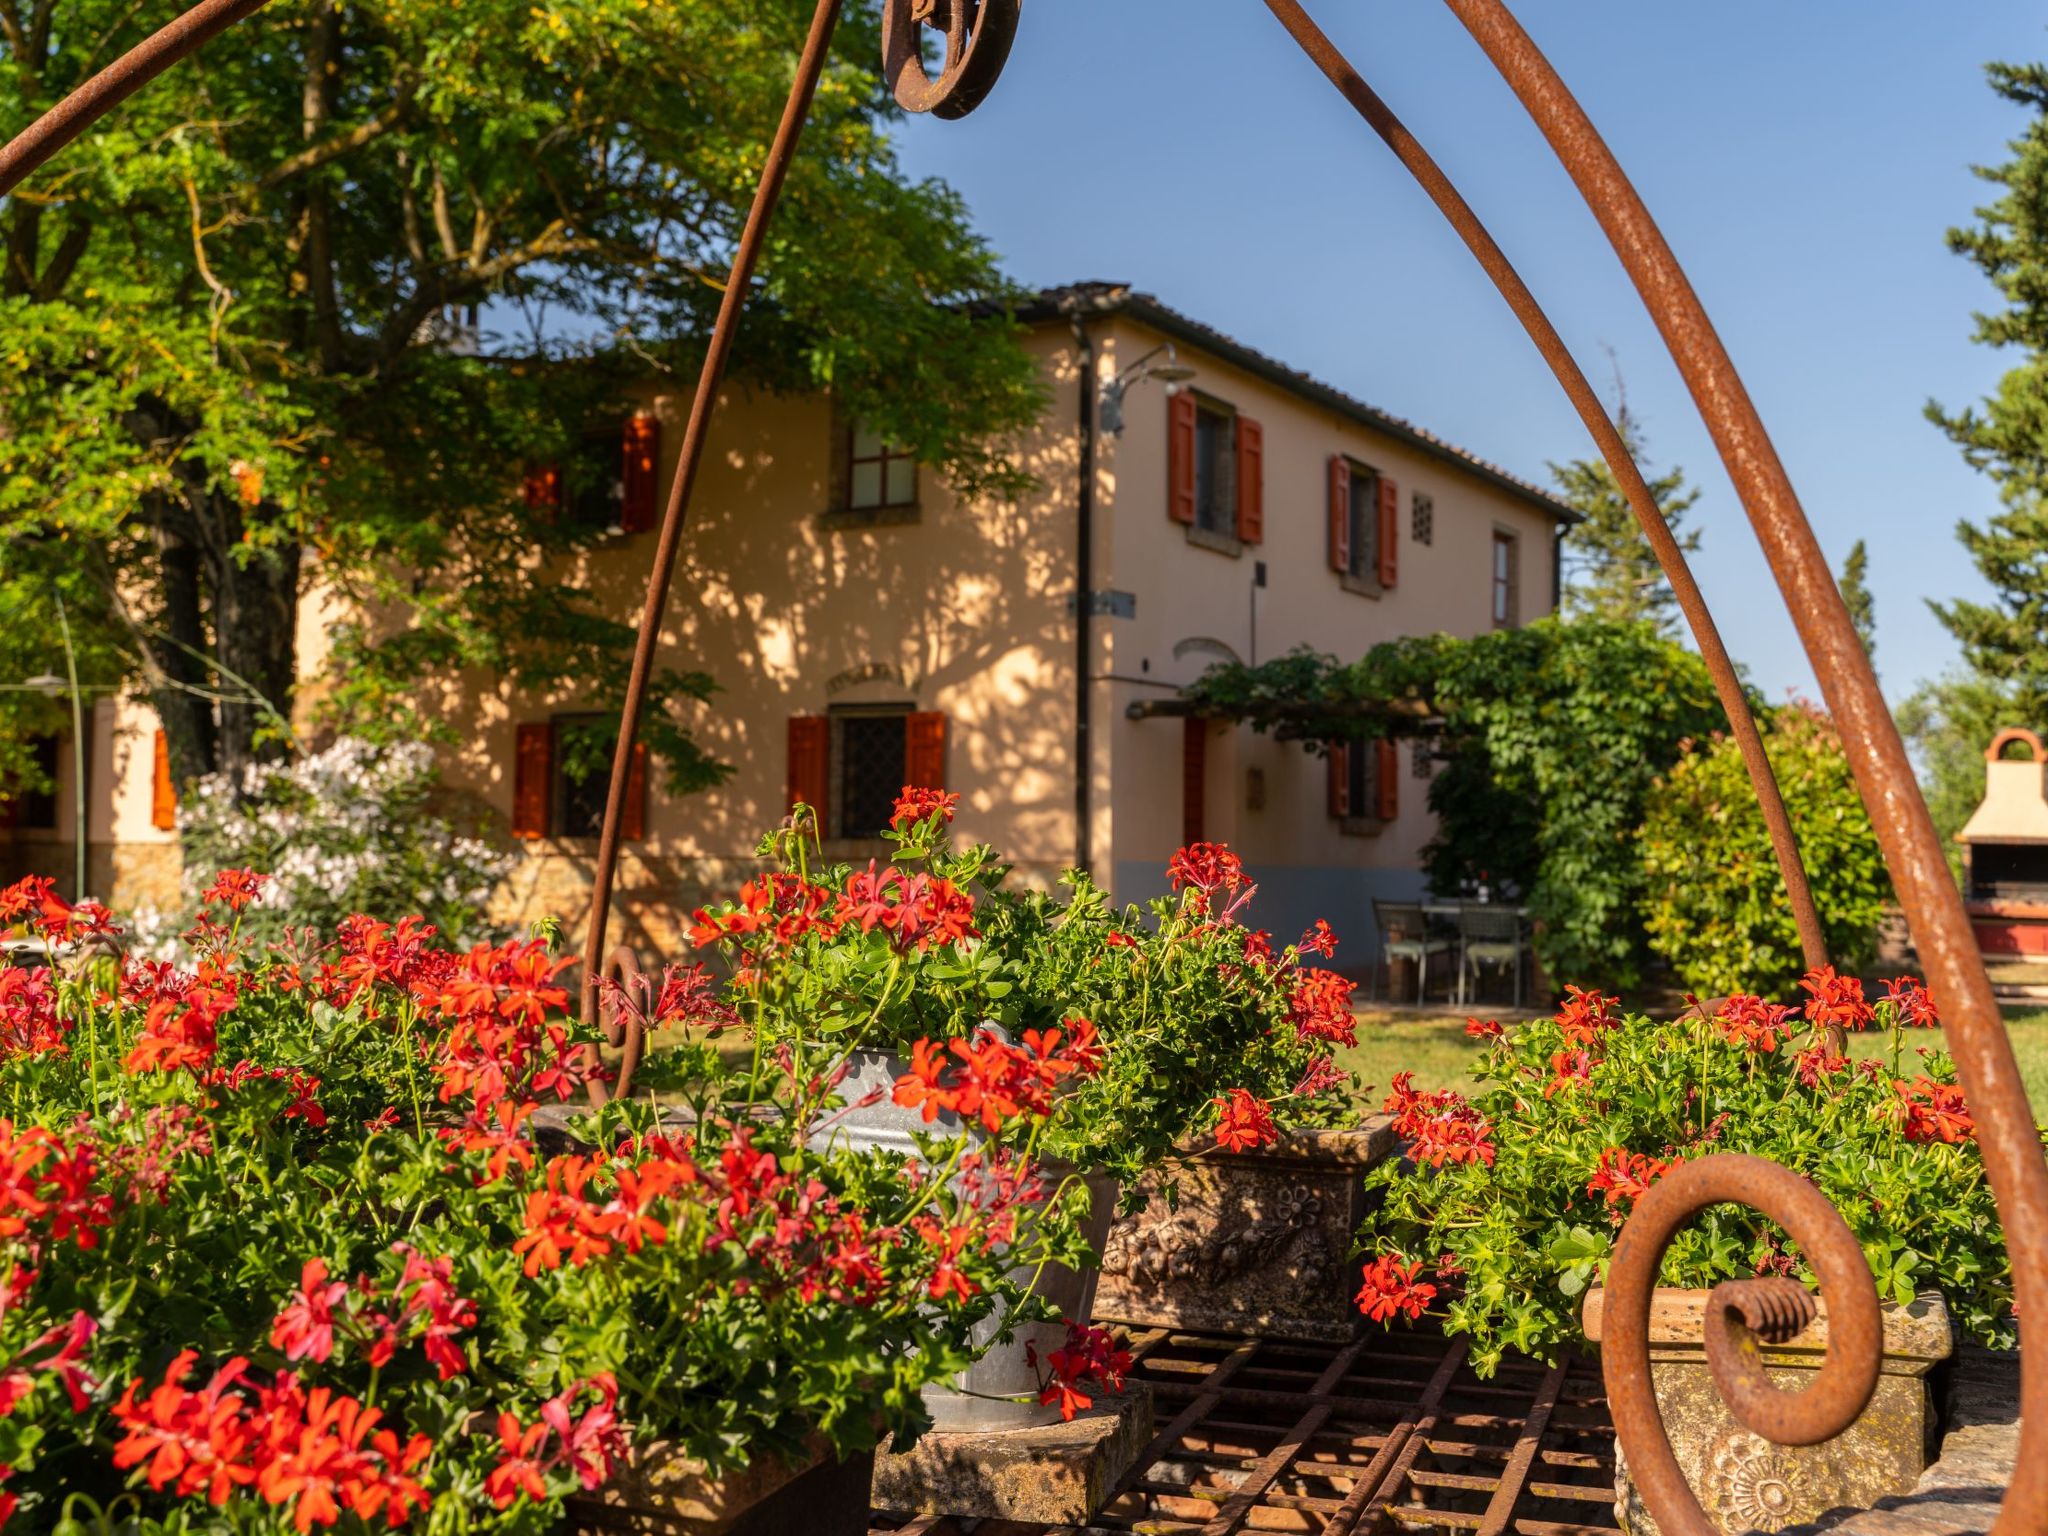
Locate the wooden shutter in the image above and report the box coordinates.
[1377,475,1399,588]
[1327,741,1351,819]
[1375,739,1400,821]
[905,712,947,790]
[523,464,561,514]
[1234,416,1264,543]
[150,729,176,831]
[1182,717,1206,845]
[620,414,661,534]
[787,715,830,816]
[619,741,649,841]
[512,723,553,839]
[1168,391,1198,525]
[1327,456,1351,572]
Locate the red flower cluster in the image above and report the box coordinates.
[1587,1147,1672,1212]
[202,1060,328,1128]
[1464,1017,1503,1040]
[1384,1073,1496,1167]
[428,941,593,1110]
[1542,1049,1593,1100]
[514,1150,694,1278]
[1555,985,1620,1046]
[1716,995,1798,1053]
[1355,1253,1437,1323]
[1211,1087,1277,1153]
[1800,965,1874,1033]
[0,967,66,1058]
[891,785,960,829]
[836,862,977,952]
[0,1118,113,1251]
[688,874,842,952]
[1288,968,1357,1047]
[0,1309,96,1418]
[486,1374,627,1511]
[200,868,270,913]
[270,1251,477,1382]
[1881,976,1941,1030]
[1298,919,1339,958]
[1896,1077,1975,1144]
[1027,1321,1132,1422]
[1166,842,1246,897]
[319,916,455,1013]
[892,1021,1104,1134]
[0,875,114,946]
[121,957,239,1076]
[1292,1054,1346,1098]
[112,1351,432,1531]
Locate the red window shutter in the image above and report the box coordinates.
[1234,416,1264,543]
[621,414,660,534]
[1328,456,1351,572]
[1327,741,1351,819]
[1182,717,1206,844]
[512,723,553,839]
[1377,476,1400,588]
[1168,391,1198,525]
[1376,739,1399,821]
[905,712,947,790]
[523,464,561,514]
[619,741,649,841]
[787,715,830,815]
[150,730,176,831]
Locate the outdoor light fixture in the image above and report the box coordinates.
[1096,343,1198,438]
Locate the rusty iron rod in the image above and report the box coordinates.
[579,0,844,1102]
[0,0,274,199]
[1258,0,1828,976]
[1434,3,2048,1533]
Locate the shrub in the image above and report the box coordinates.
[0,870,1093,1528]
[1355,975,2013,1377]
[1640,704,1891,997]
[149,736,514,949]
[673,794,1355,1191]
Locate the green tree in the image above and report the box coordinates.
[1840,538,1876,662]
[1640,703,1891,997]
[0,0,1043,803]
[1553,403,1701,634]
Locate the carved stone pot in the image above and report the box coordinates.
[566,1441,874,1536]
[813,1046,1119,1432]
[1584,1287,1953,1536]
[1093,1116,1396,1342]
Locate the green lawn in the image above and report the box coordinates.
[1337,1007,2048,1112]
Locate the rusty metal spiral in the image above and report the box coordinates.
[4,6,2042,1535]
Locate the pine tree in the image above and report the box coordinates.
[1840,539,1877,663]
[1553,403,1702,633]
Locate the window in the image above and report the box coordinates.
[18,736,56,830]
[1411,492,1434,546]
[1192,403,1236,534]
[566,428,627,531]
[1492,531,1520,628]
[552,714,611,839]
[1346,740,1378,818]
[835,708,909,839]
[1347,465,1380,580]
[847,424,917,512]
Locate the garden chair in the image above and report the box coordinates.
[1455,904,1526,1009]
[1372,899,1453,1006]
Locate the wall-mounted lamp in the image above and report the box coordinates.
[1097,343,1197,438]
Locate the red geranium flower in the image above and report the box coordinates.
[1716,995,1798,1053]
[1800,965,1874,1032]
[272,1259,349,1365]
[1587,1147,1672,1212]
[891,786,959,829]
[199,868,269,913]
[1555,985,1620,1046]
[1881,976,1941,1030]
[1896,1077,1974,1144]
[1355,1253,1437,1323]
[1211,1088,1277,1153]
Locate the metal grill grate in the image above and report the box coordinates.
[871,1326,1622,1536]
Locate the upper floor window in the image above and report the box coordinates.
[1346,464,1380,580]
[847,424,917,512]
[1492,530,1520,628]
[567,429,627,532]
[1327,456,1397,593]
[1192,402,1237,535]
[1168,393,1263,548]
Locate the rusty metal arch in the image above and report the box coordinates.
[2,4,2038,1534]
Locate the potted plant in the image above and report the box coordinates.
[678,795,1353,1423]
[1353,972,2014,1535]
[0,870,1121,1533]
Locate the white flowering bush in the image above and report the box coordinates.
[140,737,514,947]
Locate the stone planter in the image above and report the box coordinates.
[1582,1287,1954,1536]
[1093,1116,1396,1342]
[567,1442,873,1536]
[815,1045,1119,1432]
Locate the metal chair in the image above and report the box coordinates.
[1455,904,1525,1009]
[1372,899,1454,1006]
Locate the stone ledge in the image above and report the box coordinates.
[1583,1288,1953,1371]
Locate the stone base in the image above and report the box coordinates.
[870,1383,1153,1524]
[567,1443,872,1536]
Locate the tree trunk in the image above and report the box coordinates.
[207,500,299,781]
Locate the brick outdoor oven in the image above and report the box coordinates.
[1959,727,2048,956]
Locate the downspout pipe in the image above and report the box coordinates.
[1070,312,1096,880]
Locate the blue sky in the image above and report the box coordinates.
[892,2,2045,706]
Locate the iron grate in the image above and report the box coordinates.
[870,1325,1623,1536]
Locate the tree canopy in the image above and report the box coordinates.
[1551,403,1701,635]
[0,0,1045,801]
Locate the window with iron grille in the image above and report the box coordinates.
[835,708,908,839]
[1192,402,1237,534]
[1348,463,1381,579]
[1411,491,1434,546]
